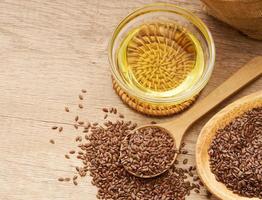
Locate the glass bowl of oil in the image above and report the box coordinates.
[108,3,215,116]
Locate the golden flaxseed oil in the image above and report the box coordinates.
[117,21,204,98]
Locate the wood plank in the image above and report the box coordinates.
[0,0,261,199]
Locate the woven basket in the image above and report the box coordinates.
[112,78,198,116]
[201,0,262,40]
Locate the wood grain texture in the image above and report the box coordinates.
[0,0,261,200]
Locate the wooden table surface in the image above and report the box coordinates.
[0,0,261,200]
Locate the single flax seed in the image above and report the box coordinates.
[102,108,108,113]
[73,180,78,186]
[74,124,78,129]
[75,136,82,142]
[119,114,124,118]
[58,177,64,182]
[78,121,84,125]
[65,178,71,182]
[75,116,79,122]
[79,94,83,100]
[69,150,75,154]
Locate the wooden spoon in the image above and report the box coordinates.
[120,56,262,178]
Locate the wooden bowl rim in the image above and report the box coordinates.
[196,91,262,200]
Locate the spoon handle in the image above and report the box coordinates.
[174,56,262,129]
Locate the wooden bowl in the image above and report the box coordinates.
[196,91,262,200]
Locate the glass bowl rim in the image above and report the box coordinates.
[108,3,215,104]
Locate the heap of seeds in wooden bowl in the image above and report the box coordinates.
[120,126,177,178]
[50,89,211,200]
[209,107,262,199]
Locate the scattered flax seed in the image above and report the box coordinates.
[65,154,70,159]
[73,180,78,186]
[193,176,199,182]
[78,121,84,125]
[52,126,58,130]
[85,122,91,128]
[194,189,200,193]
[78,104,83,109]
[54,100,205,199]
[199,181,204,186]
[64,178,71,182]
[73,119,203,199]
[65,107,69,112]
[183,159,188,165]
[79,94,83,100]
[104,114,108,119]
[75,116,79,122]
[58,127,63,132]
[74,124,78,129]
[119,114,124,118]
[58,177,64,182]
[189,171,194,177]
[49,139,55,144]
[182,150,188,154]
[191,183,197,189]
[102,108,108,113]
[75,136,82,142]
[69,150,75,154]
[130,123,137,130]
[195,184,200,190]
[206,190,212,198]
[81,89,87,93]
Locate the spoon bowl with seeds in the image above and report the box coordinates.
[120,56,262,178]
